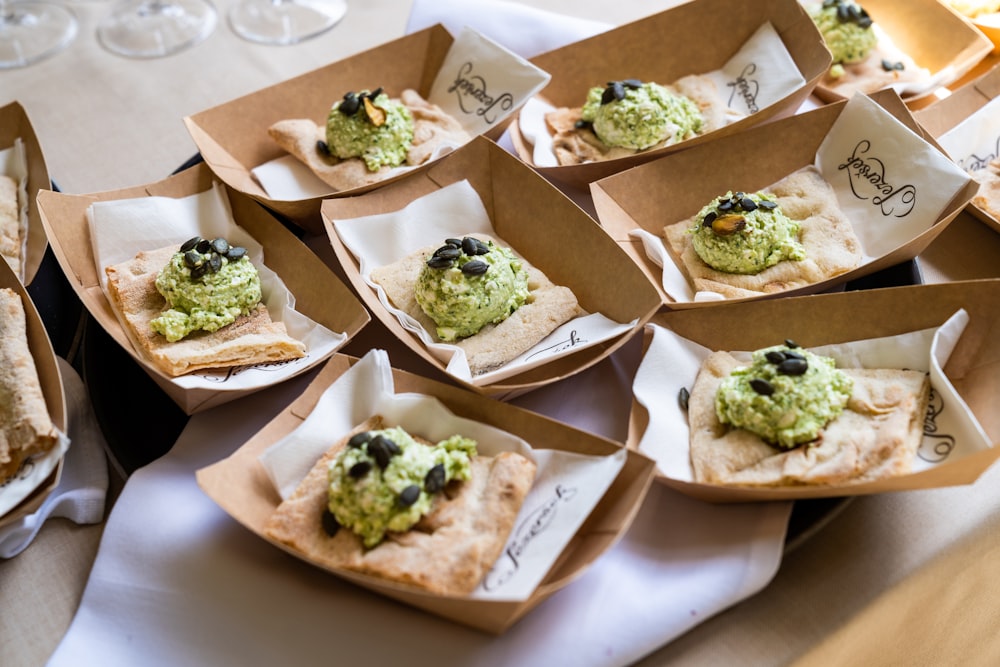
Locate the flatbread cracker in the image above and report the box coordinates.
[0,288,59,482]
[268,89,471,192]
[369,236,581,376]
[544,74,732,166]
[818,46,930,98]
[970,159,1000,222]
[265,415,537,596]
[104,245,306,377]
[0,175,22,278]
[663,166,863,298]
[688,350,930,487]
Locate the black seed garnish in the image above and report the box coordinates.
[348,432,371,449]
[678,387,690,412]
[473,240,490,255]
[321,508,341,536]
[461,237,479,255]
[784,339,800,349]
[461,260,489,276]
[740,197,758,211]
[178,236,247,279]
[759,200,778,210]
[183,250,203,269]
[424,464,446,494]
[765,350,786,365]
[426,255,454,269]
[575,119,593,130]
[316,140,330,156]
[433,245,461,260]
[208,253,223,273]
[180,236,200,252]
[622,78,643,88]
[444,238,462,248]
[339,92,360,116]
[718,198,734,211]
[195,238,212,254]
[702,210,718,228]
[783,350,806,362]
[190,264,208,279]
[211,238,230,255]
[778,358,809,376]
[398,485,421,508]
[750,378,775,395]
[349,461,372,479]
[226,246,247,261]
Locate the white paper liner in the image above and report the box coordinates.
[633,310,991,485]
[518,21,804,168]
[0,140,30,283]
[252,27,551,201]
[330,179,636,385]
[631,92,973,302]
[87,184,347,390]
[258,348,627,601]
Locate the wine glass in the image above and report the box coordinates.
[0,0,77,68]
[97,0,217,58]
[228,0,346,45]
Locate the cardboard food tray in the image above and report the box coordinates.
[35,163,370,415]
[914,63,1000,234]
[185,25,514,235]
[322,136,663,399]
[810,0,994,104]
[590,89,979,308]
[626,279,1000,503]
[1,101,54,286]
[506,0,832,188]
[0,255,66,528]
[196,352,657,634]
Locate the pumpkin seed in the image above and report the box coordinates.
[784,339,800,349]
[349,461,372,479]
[461,260,489,276]
[321,508,341,536]
[461,237,479,255]
[765,350,786,365]
[195,238,212,254]
[211,238,230,255]
[444,238,462,248]
[433,245,461,260]
[678,387,690,412]
[750,378,775,396]
[398,484,421,507]
[348,431,371,448]
[426,255,454,269]
[226,246,247,261]
[424,463,446,493]
[702,210,718,228]
[778,358,808,376]
[316,140,330,156]
[180,236,201,252]
[339,92,360,116]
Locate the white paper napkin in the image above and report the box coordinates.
[259,349,626,600]
[937,95,1000,171]
[48,343,789,667]
[0,359,108,559]
[634,310,990,482]
[518,21,803,168]
[632,92,974,302]
[331,179,636,384]
[87,184,347,390]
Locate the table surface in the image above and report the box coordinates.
[3,1,1000,665]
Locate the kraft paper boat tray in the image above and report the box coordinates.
[0,255,66,529]
[507,0,832,188]
[36,163,370,415]
[1,101,54,285]
[197,352,657,634]
[321,136,663,400]
[627,279,1000,503]
[590,89,979,308]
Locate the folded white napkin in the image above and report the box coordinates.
[48,343,789,667]
[0,359,108,559]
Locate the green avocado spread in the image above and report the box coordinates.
[580,80,703,151]
[327,426,477,548]
[810,0,877,65]
[150,237,261,343]
[716,343,854,449]
[414,236,530,342]
[325,88,414,172]
[688,190,806,274]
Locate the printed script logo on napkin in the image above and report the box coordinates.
[428,27,551,136]
[838,139,916,218]
[711,22,805,117]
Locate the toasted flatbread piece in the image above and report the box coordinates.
[0,288,59,482]
[0,175,22,278]
[663,166,863,298]
[687,350,931,487]
[104,245,306,377]
[544,74,731,166]
[820,47,929,98]
[265,415,537,595]
[369,238,581,376]
[268,89,472,192]
[970,159,1000,222]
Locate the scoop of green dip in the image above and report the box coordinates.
[327,426,476,548]
[150,245,262,343]
[716,344,853,449]
[688,190,805,274]
[326,89,414,172]
[810,0,877,65]
[415,237,530,342]
[580,80,703,151]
